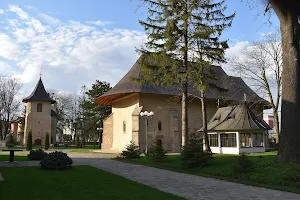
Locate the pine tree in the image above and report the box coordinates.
[189,0,235,152]
[26,130,32,151]
[44,133,50,150]
[80,81,111,142]
[137,0,234,147]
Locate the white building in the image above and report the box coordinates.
[200,103,271,154]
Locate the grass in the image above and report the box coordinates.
[8,144,101,150]
[0,165,184,200]
[0,154,29,161]
[119,152,300,194]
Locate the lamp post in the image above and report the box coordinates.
[97,127,103,149]
[140,110,154,154]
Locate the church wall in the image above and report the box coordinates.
[139,93,218,153]
[102,113,114,149]
[24,101,52,145]
[111,94,139,151]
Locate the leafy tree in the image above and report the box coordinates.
[80,80,111,143]
[137,0,234,146]
[26,130,32,150]
[44,133,50,150]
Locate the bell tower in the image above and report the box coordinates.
[22,78,56,145]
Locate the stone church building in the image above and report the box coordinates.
[97,56,268,153]
[22,78,57,146]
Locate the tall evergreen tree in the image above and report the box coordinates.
[190,0,235,152]
[137,0,234,146]
[80,80,111,142]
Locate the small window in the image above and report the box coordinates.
[123,121,126,133]
[221,133,237,147]
[252,133,263,147]
[240,133,251,147]
[209,134,218,147]
[158,121,162,131]
[37,103,43,112]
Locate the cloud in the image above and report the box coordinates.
[0,62,13,74]
[86,20,112,26]
[0,5,146,96]
[39,13,61,25]
[9,5,29,20]
[0,33,21,60]
[0,9,4,14]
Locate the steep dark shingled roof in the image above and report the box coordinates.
[97,55,268,106]
[199,103,271,132]
[22,78,56,103]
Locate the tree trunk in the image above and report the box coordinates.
[273,111,280,145]
[201,92,211,152]
[273,2,300,162]
[181,1,189,147]
[182,83,189,147]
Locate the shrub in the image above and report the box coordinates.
[233,152,254,174]
[26,131,33,150]
[121,141,141,159]
[44,133,50,150]
[148,140,167,161]
[75,134,80,148]
[40,151,73,170]
[181,132,212,168]
[28,149,48,160]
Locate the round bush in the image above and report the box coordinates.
[40,151,73,170]
[28,149,48,160]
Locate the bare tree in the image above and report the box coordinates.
[48,89,76,130]
[0,76,22,139]
[231,32,282,145]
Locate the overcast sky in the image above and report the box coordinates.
[0,0,279,99]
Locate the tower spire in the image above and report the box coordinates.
[39,67,43,78]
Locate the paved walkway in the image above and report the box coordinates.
[1,155,300,200]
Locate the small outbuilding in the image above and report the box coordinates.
[199,103,271,154]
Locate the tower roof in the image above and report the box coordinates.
[199,103,271,132]
[22,78,55,103]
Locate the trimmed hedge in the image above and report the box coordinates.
[28,149,48,160]
[40,151,73,170]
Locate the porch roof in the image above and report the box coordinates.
[199,103,271,132]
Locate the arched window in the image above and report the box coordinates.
[158,121,162,131]
[37,103,43,112]
[123,121,126,133]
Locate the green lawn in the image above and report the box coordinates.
[119,152,300,193]
[0,154,29,161]
[0,165,184,200]
[8,144,101,150]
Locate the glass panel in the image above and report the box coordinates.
[240,133,251,147]
[209,134,218,147]
[253,133,263,147]
[221,133,237,147]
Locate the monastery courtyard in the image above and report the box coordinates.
[1,151,300,200]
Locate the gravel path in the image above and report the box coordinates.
[1,154,300,200]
